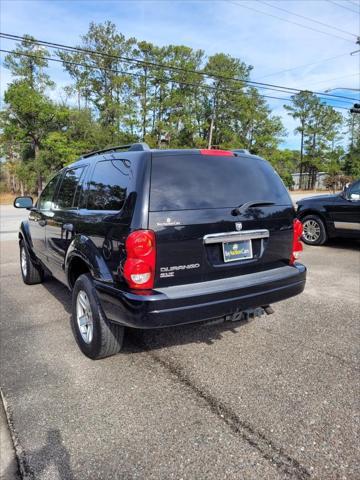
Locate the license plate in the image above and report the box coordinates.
[222,239,253,262]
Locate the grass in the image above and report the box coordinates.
[0,192,17,205]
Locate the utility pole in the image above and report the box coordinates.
[208,115,214,149]
[350,104,360,148]
[208,94,216,149]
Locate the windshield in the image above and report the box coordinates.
[150,153,291,211]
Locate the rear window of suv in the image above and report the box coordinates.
[150,153,291,211]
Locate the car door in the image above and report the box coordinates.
[79,158,135,280]
[328,180,360,236]
[28,173,62,263]
[46,166,87,278]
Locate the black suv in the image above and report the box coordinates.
[297,178,360,245]
[15,144,306,359]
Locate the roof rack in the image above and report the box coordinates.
[232,149,250,155]
[81,142,150,159]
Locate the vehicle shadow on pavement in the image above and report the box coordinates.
[42,278,249,353]
[43,278,72,314]
[125,319,249,353]
[3,429,74,480]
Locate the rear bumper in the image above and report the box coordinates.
[95,263,306,329]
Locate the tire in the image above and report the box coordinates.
[19,240,44,285]
[301,215,327,245]
[71,273,124,359]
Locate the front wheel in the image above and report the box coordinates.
[71,274,124,359]
[301,215,327,245]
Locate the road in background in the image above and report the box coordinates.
[0,206,27,242]
[290,192,334,203]
[0,202,359,479]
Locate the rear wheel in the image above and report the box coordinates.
[71,273,124,359]
[301,215,327,245]
[20,241,44,284]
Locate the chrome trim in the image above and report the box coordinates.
[334,221,360,231]
[203,229,269,244]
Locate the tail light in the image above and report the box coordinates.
[200,149,234,156]
[290,219,303,265]
[123,230,156,289]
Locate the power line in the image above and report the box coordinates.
[260,0,358,38]
[308,73,360,87]
[256,53,350,80]
[229,0,355,43]
[346,1,360,8]
[0,32,357,103]
[328,0,359,13]
[0,47,295,103]
[0,48,351,111]
[0,46,353,107]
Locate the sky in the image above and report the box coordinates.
[1,0,359,150]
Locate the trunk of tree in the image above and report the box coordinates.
[142,68,148,141]
[151,85,158,134]
[247,123,254,150]
[157,85,163,148]
[34,142,42,196]
[11,174,15,194]
[208,115,214,149]
[310,133,316,190]
[299,127,304,190]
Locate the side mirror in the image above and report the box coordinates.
[13,196,33,209]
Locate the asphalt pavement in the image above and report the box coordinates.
[0,204,359,480]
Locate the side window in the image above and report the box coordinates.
[55,167,85,210]
[37,173,62,211]
[348,180,360,199]
[87,159,131,211]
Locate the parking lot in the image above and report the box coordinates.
[0,206,359,480]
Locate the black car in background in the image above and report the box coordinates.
[14,144,306,359]
[296,179,360,245]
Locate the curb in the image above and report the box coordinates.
[0,390,28,480]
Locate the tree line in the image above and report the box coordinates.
[1,21,358,196]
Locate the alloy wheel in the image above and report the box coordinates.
[76,290,94,344]
[302,219,321,243]
[21,247,27,277]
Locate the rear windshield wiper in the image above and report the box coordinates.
[232,201,275,216]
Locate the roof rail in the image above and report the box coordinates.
[81,142,150,159]
[232,149,250,155]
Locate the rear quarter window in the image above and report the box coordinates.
[150,154,291,211]
[87,159,133,211]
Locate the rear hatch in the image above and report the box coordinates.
[149,151,294,288]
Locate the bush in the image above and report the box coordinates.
[324,174,353,193]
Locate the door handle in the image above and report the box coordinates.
[38,219,47,227]
[63,223,74,232]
